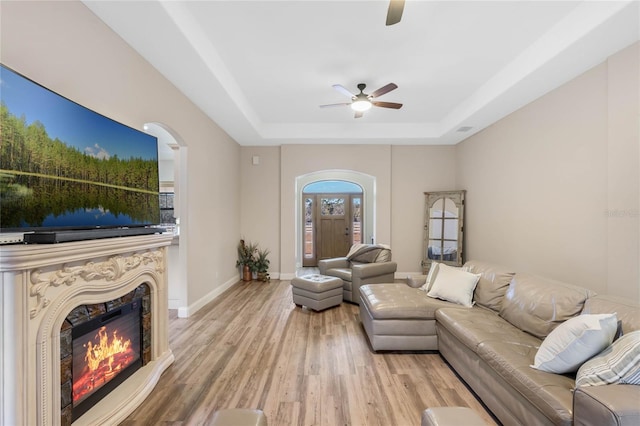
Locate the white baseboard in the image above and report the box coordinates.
[175,272,284,317]
[176,275,239,318]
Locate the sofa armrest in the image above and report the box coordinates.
[574,385,640,426]
[318,257,349,274]
[352,261,397,279]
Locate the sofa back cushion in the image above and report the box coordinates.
[582,295,640,335]
[499,274,594,339]
[463,260,515,312]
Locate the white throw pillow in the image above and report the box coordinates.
[419,263,440,293]
[531,313,618,374]
[576,330,640,387]
[426,263,480,307]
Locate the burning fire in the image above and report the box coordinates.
[73,325,136,404]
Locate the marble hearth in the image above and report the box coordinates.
[0,234,174,425]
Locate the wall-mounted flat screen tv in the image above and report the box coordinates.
[0,64,160,232]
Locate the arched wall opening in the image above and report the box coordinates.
[143,122,189,316]
[295,170,376,269]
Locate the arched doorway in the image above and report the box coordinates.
[295,170,375,269]
[302,181,363,266]
[143,122,189,316]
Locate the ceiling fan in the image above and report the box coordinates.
[386,0,405,26]
[319,83,403,118]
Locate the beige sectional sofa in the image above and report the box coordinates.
[359,260,640,426]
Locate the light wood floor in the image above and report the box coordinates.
[122,279,498,426]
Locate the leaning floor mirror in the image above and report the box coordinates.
[422,190,466,274]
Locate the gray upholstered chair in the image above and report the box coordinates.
[318,244,397,304]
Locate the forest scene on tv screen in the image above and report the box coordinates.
[0,65,160,230]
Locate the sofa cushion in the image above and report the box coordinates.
[360,284,460,320]
[325,267,352,282]
[463,260,515,312]
[531,313,618,374]
[427,264,480,307]
[576,330,640,387]
[582,295,640,334]
[436,307,541,353]
[477,340,575,425]
[499,274,594,339]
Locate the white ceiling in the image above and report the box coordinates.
[84,0,639,146]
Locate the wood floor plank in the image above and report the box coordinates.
[123,279,498,425]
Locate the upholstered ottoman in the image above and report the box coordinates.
[291,274,343,311]
[421,407,487,426]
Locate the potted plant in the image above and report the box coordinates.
[254,247,271,282]
[236,239,257,281]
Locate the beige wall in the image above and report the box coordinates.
[240,144,458,277]
[606,43,640,299]
[240,147,281,275]
[456,42,639,300]
[1,1,242,311]
[390,146,457,274]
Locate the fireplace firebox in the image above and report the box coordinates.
[71,301,141,420]
[60,283,152,425]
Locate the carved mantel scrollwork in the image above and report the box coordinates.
[29,249,165,319]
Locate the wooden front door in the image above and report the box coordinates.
[317,194,352,261]
[303,193,363,266]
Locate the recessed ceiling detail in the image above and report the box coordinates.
[84,1,638,146]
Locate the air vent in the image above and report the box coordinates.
[457,126,473,132]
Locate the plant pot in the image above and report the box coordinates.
[242,265,252,281]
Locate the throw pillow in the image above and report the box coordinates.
[575,330,640,387]
[426,263,480,307]
[531,313,618,374]
[419,263,440,293]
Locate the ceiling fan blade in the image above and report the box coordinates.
[386,0,405,26]
[319,103,351,108]
[332,84,356,98]
[372,101,403,109]
[354,111,364,119]
[370,83,398,98]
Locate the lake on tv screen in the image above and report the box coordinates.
[0,176,160,229]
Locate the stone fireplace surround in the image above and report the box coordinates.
[1,233,174,425]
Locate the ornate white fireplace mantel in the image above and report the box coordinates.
[0,234,175,425]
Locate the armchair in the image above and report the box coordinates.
[318,244,397,304]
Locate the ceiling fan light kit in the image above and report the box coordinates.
[351,99,372,112]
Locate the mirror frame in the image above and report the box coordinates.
[422,190,466,273]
